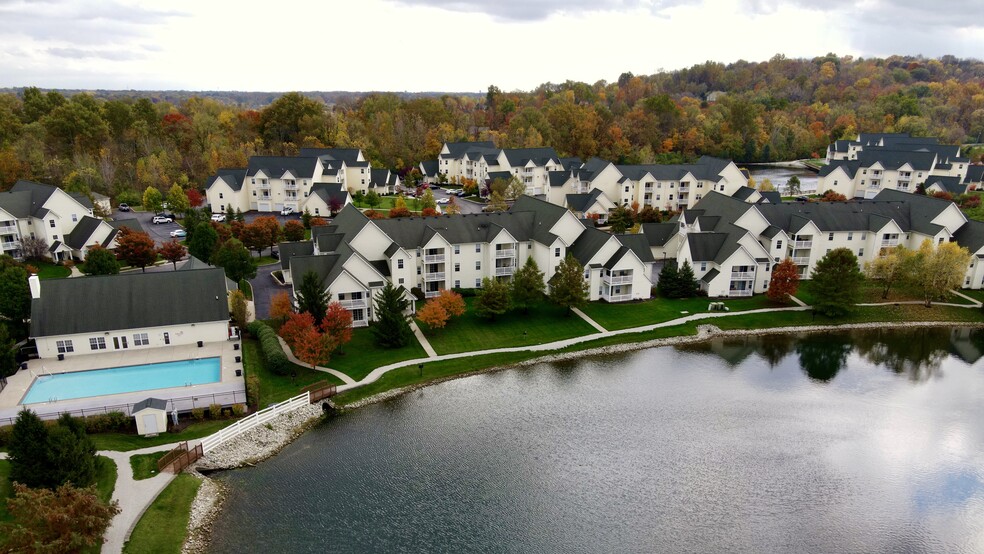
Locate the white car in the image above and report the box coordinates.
[152,215,173,224]
[436,198,450,205]
[281,206,294,216]
[211,213,226,222]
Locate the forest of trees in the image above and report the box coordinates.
[1,54,983,204]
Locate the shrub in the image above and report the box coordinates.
[208,403,224,419]
[232,403,247,417]
[191,408,205,421]
[245,373,260,408]
[82,411,132,434]
[0,424,11,446]
[252,321,291,375]
[453,287,479,298]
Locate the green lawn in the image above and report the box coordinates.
[123,473,200,554]
[958,288,984,303]
[795,281,977,306]
[0,455,116,526]
[328,326,427,381]
[243,338,344,408]
[255,256,279,266]
[335,302,984,407]
[90,419,233,452]
[353,196,399,209]
[130,452,166,481]
[0,460,11,523]
[238,279,253,300]
[580,295,781,331]
[33,261,71,279]
[418,298,598,355]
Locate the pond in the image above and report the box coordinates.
[747,165,819,195]
[209,327,984,553]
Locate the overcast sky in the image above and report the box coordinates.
[1,0,982,93]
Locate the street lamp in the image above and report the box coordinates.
[418,363,424,377]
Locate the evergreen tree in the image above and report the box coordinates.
[511,257,546,313]
[211,238,257,283]
[0,323,17,378]
[235,207,245,222]
[657,260,680,298]
[372,282,412,348]
[225,204,236,221]
[549,254,588,314]
[811,248,865,317]
[677,260,699,298]
[182,207,207,243]
[188,221,218,263]
[475,277,511,320]
[295,271,330,324]
[9,409,53,489]
[49,414,96,488]
[608,205,634,234]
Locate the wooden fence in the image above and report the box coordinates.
[157,441,204,474]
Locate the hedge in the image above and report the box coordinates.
[248,320,291,376]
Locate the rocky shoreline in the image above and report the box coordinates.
[181,319,981,550]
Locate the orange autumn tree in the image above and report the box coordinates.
[417,300,449,331]
[293,325,334,369]
[279,311,315,349]
[435,288,465,318]
[270,291,294,323]
[320,301,353,354]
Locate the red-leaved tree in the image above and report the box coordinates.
[114,227,156,272]
[270,291,294,323]
[768,258,801,303]
[158,239,187,270]
[284,220,306,242]
[279,311,316,350]
[320,301,353,353]
[186,189,204,207]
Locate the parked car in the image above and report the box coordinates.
[436,198,450,205]
[281,206,294,216]
[118,203,130,212]
[211,213,226,222]
[152,215,173,224]
[429,184,440,189]
[455,190,467,197]
[169,229,187,238]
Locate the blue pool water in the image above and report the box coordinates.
[22,357,221,404]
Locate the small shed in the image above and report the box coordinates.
[133,398,169,436]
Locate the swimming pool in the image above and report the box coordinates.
[22,357,222,405]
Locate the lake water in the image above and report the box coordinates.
[209,328,984,553]
[747,165,818,195]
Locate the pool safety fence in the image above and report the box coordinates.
[199,391,312,453]
[0,389,249,427]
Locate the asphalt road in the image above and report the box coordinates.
[250,263,285,320]
[429,187,484,214]
[113,209,184,247]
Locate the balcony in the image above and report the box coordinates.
[604,274,633,285]
[793,240,813,248]
[678,186,690,193]
[881,239,900,248]
[1,241,20,251]
[337,298,367,309]
[424,272,446,282]
[352,319,369,328]
[602,293,633,303]
[0,225,17,234]
[494,266,515,276]
[284,182,299,190]
[495,248,516,259]
[423,254,445,263]
[728,289,753,297]
[424,289,441,298]
[730,272,754,280]
[791,257,810,265]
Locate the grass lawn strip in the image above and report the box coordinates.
[419,298,597,355]
[130,452,166,481]
[243,338,344,407]
[89,419,234,452]
[34,261,71,279]
[580,295,779,331]
[326,327,426,381]
[123,473,200,554]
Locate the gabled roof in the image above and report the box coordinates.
[731,186,757,201]
[278,240,315,270]
[640,222,678,247]
[548,170,573,187]
[963,165,984,184]
[246,156,319,179]
[501,147,561,168]
[2,180,91,219]
[565,189,606,212]
[64,215,107,250]
[687,233,730,262]
[700,268,720,284]
[616,155,733,183]
[298,148,362,164]
[568,226,612,265]
[419,160,439,177]
[309,183,349,206]
[759,191,782,205]
[952,219,984,254]
[925,175,968,195]
[615,233,655,262]
[443,141,497,158]
[30,268,229,337]
[133,398,168,412]
[206,169,247,192]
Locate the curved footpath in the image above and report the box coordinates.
[94,291,983,553]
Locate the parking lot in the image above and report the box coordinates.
[114,209,183,247]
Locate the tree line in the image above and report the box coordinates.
[2,54,983,204]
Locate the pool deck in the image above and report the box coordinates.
[0,340,246,422]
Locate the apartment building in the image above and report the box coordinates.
[436,141,565,196]
[205,156,352,215]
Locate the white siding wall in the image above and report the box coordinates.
[36,321,229,359]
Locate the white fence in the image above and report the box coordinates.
[200,391,310,453]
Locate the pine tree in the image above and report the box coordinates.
[9,409,54,489]
[811,248,864,317]
[549,254,588,314]
[510,257,546,313]
[372,282,412,348]
[49,414,96,488]
[677,260,699,298]
[475,277,511,319]
[295,271,330,325]
[657,260,680,298]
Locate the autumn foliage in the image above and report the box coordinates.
[270,291,294,322]
[417,289,466,332]
[767,258,800,303]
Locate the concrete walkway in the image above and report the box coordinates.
[101,442,186,554]
[788,295,807,307]
[276,336,355,385]
[409,321,438,358]
[572,307,607,333]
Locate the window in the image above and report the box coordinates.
[220,205,225,212]
[669,194,674,201]
[454,245,460,254]
[939,237,944,244]
[454,263,460,272]
[89,337,106,351]
[133,333,149,346]
[49,219,55,228]
[475,261,481,270]
[397,259,404,269]
[56,340,74,353]
[219,193,224,199]
[700,262,707,271]
[454,280,460,288]
[776,240,782,250]
[859,248,864,257]
[252,191,257,196]
[828,232,834,241]
[624,186,630,193]
[314,208,320,215]
[554,247,561,257]
[475,278,481,287]
[71,214,77,222]
[861,233,867,240]
[475,244,481,253]
[847,232,853,241]
[399,277,405,285]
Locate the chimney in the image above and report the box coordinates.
[29,273,41,299]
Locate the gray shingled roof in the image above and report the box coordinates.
[278,241,315,270]
[925,176,968,195]
[65,215,106,250]
[309,183,349,207]
[442,141,497,159]
[502,147,561,168]
[247,156,319,179]
[31,268,229,337]
[640,222,678,247]
[614,233,654,262]
[133,398,168,412]
[569,226,612,265]
[952,219,984,254]
[731,186,757,201]
[963,165,984,184]
[206,169,247,192]
[419,160,439,177]
[566,189,606,212]
[299,148,362,164]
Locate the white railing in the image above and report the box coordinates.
[793,240,813,248]
[1,241,20,250]
[424,272,445,281]
[678,186,690,192]
[424,254,445,263]
[424,290,440,298]
[284,183,299,190]
[602,293,633,303]
[495,248,516,258]
[604,274,633,285]
[494,266,515,276]
[337,298,367,309]
[352,319,368,328]
[200,391,310,453]
[730,272,754,280]
[729,289,753,297]
[791,257,810,265]
[881,239,900,248]
[0,225,17,234]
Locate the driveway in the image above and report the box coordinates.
[113,209,183,247]
[430,187,484,214]
[250,263,286,320]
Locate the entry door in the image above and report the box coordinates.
[114,336,128,350]
[163,332,170,345]
[142,414,158,434]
